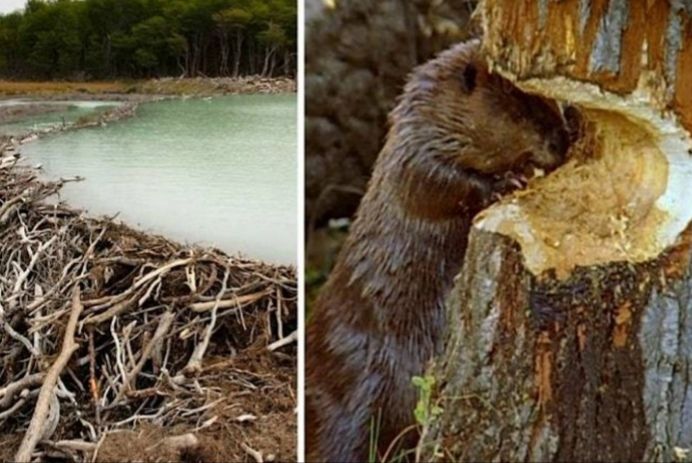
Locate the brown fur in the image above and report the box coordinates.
[306,40,569,462]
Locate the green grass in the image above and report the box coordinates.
[369,409,383,463]
[363,376,442,463]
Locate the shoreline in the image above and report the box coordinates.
[0,76,296,143]
[2,87,296,265]
[0,136,296,271]
[0,76,296,98]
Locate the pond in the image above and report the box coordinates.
[20,95,297,264]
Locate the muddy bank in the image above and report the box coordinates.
[0,76,296,99]
[0,140,297,462]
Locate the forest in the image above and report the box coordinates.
[0,0,297,80]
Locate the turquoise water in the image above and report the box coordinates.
[22,95,297,264]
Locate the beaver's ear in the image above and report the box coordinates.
[461,63,477,93]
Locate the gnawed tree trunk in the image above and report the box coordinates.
[419,1,692,462]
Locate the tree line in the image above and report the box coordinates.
[0,0,296,80]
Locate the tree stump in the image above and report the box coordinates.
[419,1,692,461]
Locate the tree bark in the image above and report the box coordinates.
[419,227,692,462]
[218,30,229,76]
[262,45,277,77]
[419,1,692,461]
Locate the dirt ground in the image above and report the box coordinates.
[1,351,296,463]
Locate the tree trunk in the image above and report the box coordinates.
[183,40,192,77]
[418,1,692,462]
[191,35,201,77]
[218,30,229,76]
[201,36,210,76]
[419,226,692,462]
[283,49,291,76]
[262,46,275,77]
[269,50,277,77]
[104,34,112,77]
[248,39,256,75]
[232,29,244,77]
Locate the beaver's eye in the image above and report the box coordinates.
[461,63,477,93]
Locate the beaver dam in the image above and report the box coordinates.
[0,130,297,460]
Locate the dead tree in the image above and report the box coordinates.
[419,1,692,462]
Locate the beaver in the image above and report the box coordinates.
[306,39,569,462]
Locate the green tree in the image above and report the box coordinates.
[258,21,287,77]
[213,7,252,77]
[0,0,296,80]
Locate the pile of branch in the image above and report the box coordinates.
[0,138,297,462]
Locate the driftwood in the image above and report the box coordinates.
[0,139,297,462]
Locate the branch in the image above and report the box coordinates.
[14,288,83,463]
[113,311,175,405]
[267,330,297,351]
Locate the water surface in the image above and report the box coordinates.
[22,95,297,264]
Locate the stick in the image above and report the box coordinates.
[49,440,97,453]
[92,258,194,311]
[7,235,57,308]
[241,442,264,463]
[3,321,40,357]
[189,288,272,312]
[184,266,229,373]
[14,288,83,463]
[113,311,175,404]
[267,330,297,351]
[84,258,194,324]
[0,373,45,409]
[0,390,35,421]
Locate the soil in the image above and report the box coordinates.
[95,351,296,463]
